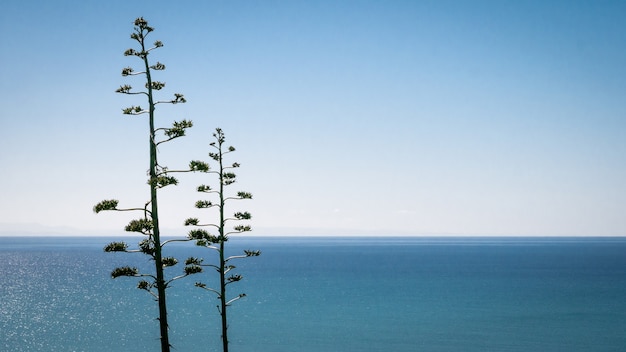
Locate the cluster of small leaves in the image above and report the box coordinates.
[137,280,154,291]
[139,238,156,255]
[227,274,242,283]
[183,255,204,275]
[187,228,220,245]
[172,93,186,104]
[125,218,153,234]
[185,257,203,266]
[104,241,128,252]
[162,257,178,267]
[121,67,134,76]
[208,152,220,162]
[150,62,165,70]
[187,228,209,240]
[244,250,261,257]
[195,239,211,247]
[111,266,139,278]
[116,84,133,93]
[147,81,165,90]
[134,17,152,30]
[195,200,213,208]
[164,120,193,139]
[149,175,179,189]
[189,160,210,172]
[237,192,253,199]
[234,212,251,220]
[234,225,252,232]
[122,106,144,115]
[184,218,200,226]
[197,184,212,192]
[124,48,141,57]
[93,199,119,213]
[185,265,203,275]
[223,172,237,185]
[212,129,224,144]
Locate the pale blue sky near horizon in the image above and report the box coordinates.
[1,0,625,236]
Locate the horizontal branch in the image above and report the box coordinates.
[201,263,220,271]
[225,254,247,262]
[145,290,159,300]
[119,91,147,96]
[146,44,162,53]
[225,230,248,236]
[124,71,146,76]
[195,282,220,296]
[226,294,246,306]
[192,223,220,229]
[161,238,192,247]
[154,93,186,105]
[123,109,149,115]
[111,266,156,280]
[155,138,177,146]
[117,207,152,213]
[158,168,198,174]
[166,272,194,286]
[226,250,260,262]
[93,199,152,215]
[224,192,252,202]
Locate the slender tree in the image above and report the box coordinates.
[184,128,260,352]
[93,17,208,352]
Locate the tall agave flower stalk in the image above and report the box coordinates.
[184,128,260,352]
[93,17,208,352]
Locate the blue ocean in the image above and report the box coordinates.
[1,236,625,351]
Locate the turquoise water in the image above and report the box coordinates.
[1,236,625,351]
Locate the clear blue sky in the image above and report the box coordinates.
[1,0,625,236]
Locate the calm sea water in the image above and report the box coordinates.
[1,236,625,351]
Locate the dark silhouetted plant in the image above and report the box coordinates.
[184,128,259,352]
[93,17,209,352]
